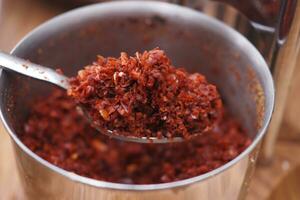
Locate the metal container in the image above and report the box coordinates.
[0,1,274,199]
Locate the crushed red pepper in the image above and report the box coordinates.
[68,48,222,139]
[19,89,251,184]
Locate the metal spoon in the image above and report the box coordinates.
[0,51,187,144]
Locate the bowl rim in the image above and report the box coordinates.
[0,0,275,191]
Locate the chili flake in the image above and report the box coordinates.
[19,89,251,184]
[68,48,223,139]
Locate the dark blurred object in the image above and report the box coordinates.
[56,0,296,41]
[48,0,105,7]
[216,0,297,40]
[216,0,281,27]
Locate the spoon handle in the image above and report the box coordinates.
[0,51,69,89]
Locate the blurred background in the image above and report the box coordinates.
[0,0,300,199]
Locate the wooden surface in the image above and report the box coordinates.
[247,139,300,200]
[267,165,300,200]
[0,0,300,199]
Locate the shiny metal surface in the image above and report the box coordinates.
[0,1,274,200]
[86,113,188,144]
[14,141,260,199]
[0,51,69,89]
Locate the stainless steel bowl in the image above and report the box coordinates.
[0,1,274,199]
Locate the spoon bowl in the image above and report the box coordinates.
[0,51,190,143]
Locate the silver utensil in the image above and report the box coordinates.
[0,51,184,143]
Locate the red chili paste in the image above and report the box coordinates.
[19,89,251,184]
[68,49,222,139]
